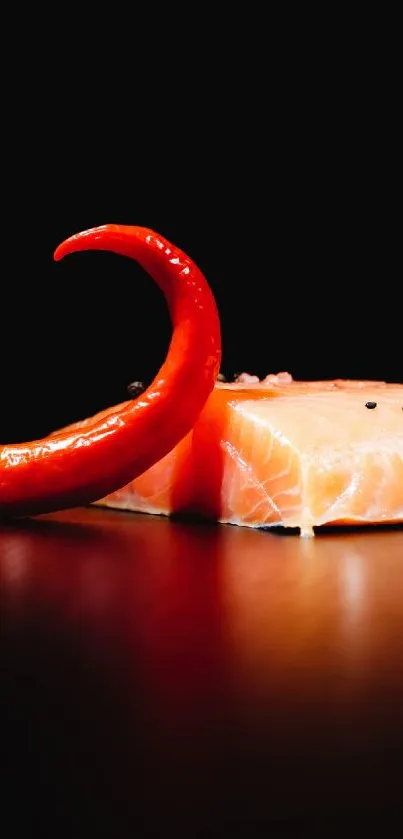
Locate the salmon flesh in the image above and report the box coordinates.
[93,374,403,536]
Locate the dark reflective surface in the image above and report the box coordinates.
[1,508,403,834]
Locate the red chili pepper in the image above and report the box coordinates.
[0,225,221,518]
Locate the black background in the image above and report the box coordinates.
[1,24,402,836]
[1,77,400,445]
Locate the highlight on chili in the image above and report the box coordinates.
[0,225,221,518]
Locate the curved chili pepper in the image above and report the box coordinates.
[0,225,221,518]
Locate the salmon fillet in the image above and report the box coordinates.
[87,374,403,537]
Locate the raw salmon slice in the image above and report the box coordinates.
[91,374,403,536]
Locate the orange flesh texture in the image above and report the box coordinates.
[95,378,403,535]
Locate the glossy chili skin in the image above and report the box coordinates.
[0,225,221,518]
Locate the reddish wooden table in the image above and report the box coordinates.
[1,508,403,834]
